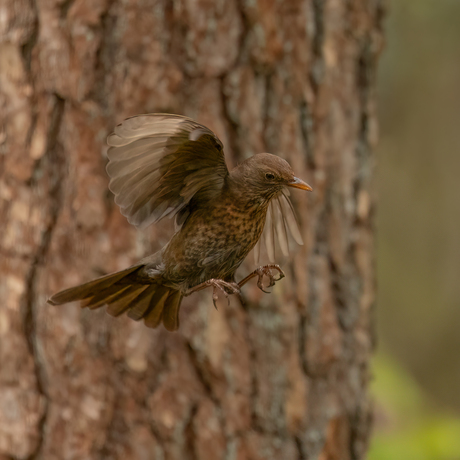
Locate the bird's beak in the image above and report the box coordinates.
[287,177,313,191]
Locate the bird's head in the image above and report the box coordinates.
[234,153,312,203]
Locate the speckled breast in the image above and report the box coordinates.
[163,199,267,289]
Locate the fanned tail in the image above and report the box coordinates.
[48,265,183,331]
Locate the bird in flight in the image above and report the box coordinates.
[49,114,312,331]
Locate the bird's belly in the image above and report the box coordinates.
[163,208,265,289]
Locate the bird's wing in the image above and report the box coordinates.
[254,189,304,264]
[106,113,229,228]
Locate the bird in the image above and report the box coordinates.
[48,113,312,331]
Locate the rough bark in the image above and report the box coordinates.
[0,0,384,459]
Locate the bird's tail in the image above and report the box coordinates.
[48,265,183,331]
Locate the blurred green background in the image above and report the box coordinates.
[369,0,460,458]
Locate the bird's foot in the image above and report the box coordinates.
[185,279,241,309]
[238,264,285,294]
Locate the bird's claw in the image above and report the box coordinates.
[206,279,240,309]
[254,264,285,294]
[184,278,241,309]
[257,280,271,294]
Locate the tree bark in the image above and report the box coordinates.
[0,0,384,459]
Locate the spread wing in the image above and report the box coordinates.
[106,113,229,228]
[253,189,304,263]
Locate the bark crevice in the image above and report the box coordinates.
[299,100,316,170]
[187,341,230,457]
[184,402,199,460]
[220,76,242,161]
[294,434,307,460]
[22,95,66,460]
[310,0,326,90]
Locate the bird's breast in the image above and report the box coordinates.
[162,200,267,289]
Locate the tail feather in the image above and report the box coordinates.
[126,287,158,321]
[106,285,150,317]
[162,291,183,331]
[48,265,183,331]
[143,288,170,328]
[48,265,141,305]
[83,285,132,310]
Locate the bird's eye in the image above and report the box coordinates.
[265,173,275,180]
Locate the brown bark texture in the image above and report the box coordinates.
[0,0,384,459]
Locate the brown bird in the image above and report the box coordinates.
[48,114,312,331]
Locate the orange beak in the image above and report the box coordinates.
[287,177,313,191]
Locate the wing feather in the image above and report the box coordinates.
[278,190,304,245]
[253,238,261,265]
[273,197,289,256]
[107,114,228,228]
[264,203,276,262]
[256,189,304,263]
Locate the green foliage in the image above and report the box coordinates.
[368,354,460,460]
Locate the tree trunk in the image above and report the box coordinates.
[0,0,384,458]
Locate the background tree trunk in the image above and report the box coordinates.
[0,0,383,458]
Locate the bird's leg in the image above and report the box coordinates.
[184,279,241,309]
[238,264,285,294]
